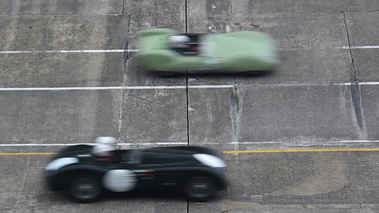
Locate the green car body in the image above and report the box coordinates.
[138,28,278,74]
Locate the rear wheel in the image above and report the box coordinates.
[69,175,102,203]
[184,176,216,202]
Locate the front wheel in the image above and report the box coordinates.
[69,175,102,203]
[184,176,216,202]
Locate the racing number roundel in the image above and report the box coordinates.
[103,169,137,192]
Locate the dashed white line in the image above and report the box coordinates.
[0,85,234,91]
[188,85,234,89]
[355,82,379,85]
[118,142,188,146]
[0,142,188,147]
[0,144,78,147]
[342,46,379,49]
[2,140,379,147]
[343,82,379,86]
[2,82,379,91]
[0,49,139,54]
[339,140,379,143]
[1,45,378,55]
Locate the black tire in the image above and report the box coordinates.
[69,175,102,203]
[184,176,216,202]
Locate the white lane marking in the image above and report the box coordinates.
[342,46,379,49]
[0,142,187,147]
[343,82,379,86]
[0,49,139,54]
[118,142,188,146]
[339,140,379,143]
[229,142,280,144]
[0,143,95,146]
[189,85,234,89]
[1,45,378,55]
[2,140,379,147]
[0,45,378,55]
[0,85,234,91]
[248,82,379,87]
[355,82,379,85]
[1,82,379,92]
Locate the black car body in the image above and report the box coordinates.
[45,145,227,202]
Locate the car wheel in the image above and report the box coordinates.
[184,176,216,202]
[69,175,102,203]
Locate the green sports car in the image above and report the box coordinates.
[138,28,278,74]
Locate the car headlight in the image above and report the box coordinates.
[193,154,226,168]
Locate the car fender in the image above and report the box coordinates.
[45,157,79,171]
[180,167,226,188]
[52,164,108,182]
[140,50,176,71]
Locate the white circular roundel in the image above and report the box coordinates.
[103,170,137,192]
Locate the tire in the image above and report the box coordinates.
[184,176,216,202]
[69,175,102,203]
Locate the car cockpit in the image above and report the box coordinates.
[168,34,202,56]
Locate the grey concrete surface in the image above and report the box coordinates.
[187,84,366,144]
[119,89,188,143]
[0,15,128,87]
[345,12,379,82]
[228,0,379,14]
[1,0,379,212]
[188,88,234,143]
[237,84,363,142]
[0,0,123,15]
[361,85,379,140]
[0,90,121,144]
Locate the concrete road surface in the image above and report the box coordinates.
[1,0,379,212]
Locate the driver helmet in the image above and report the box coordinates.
[168,35,190,48]
[93,137,117,157]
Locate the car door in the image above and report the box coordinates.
[135,152,194,190]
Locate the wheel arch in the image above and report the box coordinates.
[54,165,107,190]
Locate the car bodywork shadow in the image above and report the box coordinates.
[148,69,275,79]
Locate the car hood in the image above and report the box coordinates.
[205,31,276,58]
[139,146,226,167]
[53,144,93,159]
[143,146,220,156]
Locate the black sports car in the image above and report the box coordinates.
[45,144,227,203]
